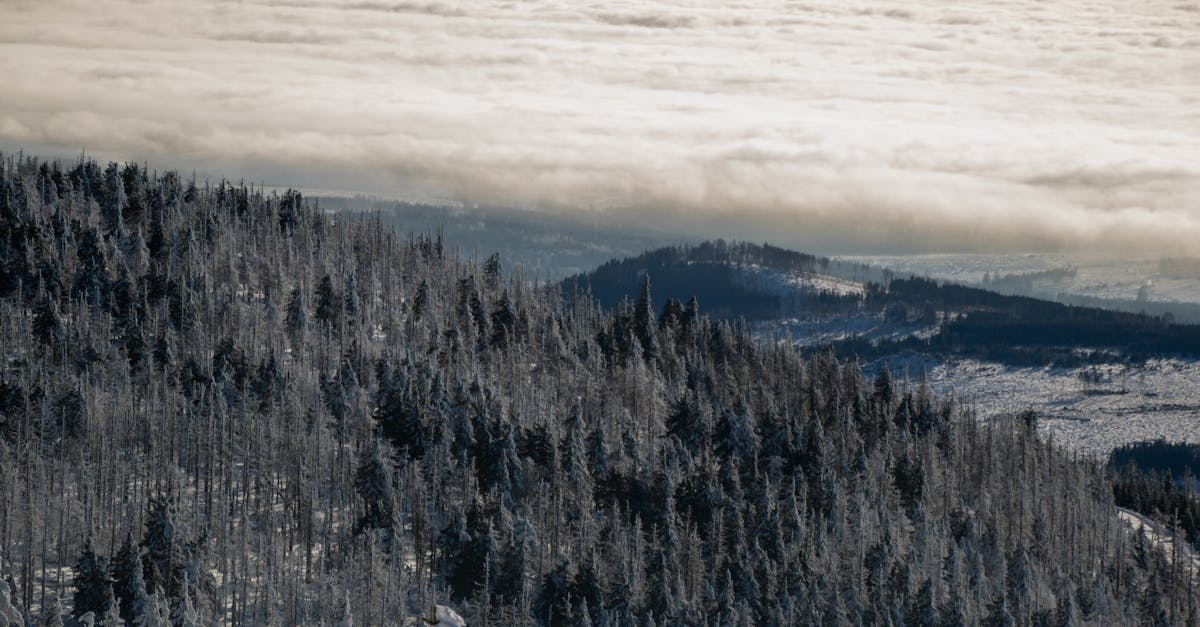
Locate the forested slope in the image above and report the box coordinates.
[0,155,1195,625]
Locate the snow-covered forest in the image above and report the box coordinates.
[0,154,1196,625]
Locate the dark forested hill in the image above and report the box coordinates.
[567,242,1200,365]
[562,240,828,320]
[0,155,1195,625]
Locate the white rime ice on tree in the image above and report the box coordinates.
[171,585,200,627]
[134,593,171,627]
[0,579,20,626]
[98,603,123,627]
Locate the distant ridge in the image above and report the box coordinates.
[566,240,1200,365]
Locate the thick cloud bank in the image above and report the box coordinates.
[1,0,1198,252]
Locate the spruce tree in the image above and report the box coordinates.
[443,516,492,602]
[483,254,503,290]
[633,273,656,360]
[494,520,533,607]
[983,594,1015,627]
[665,396,704,455]
[374,376,426,459]
[353,439,397,546]
[560,407,590,487]
[315,273,341,326]
[585,424,609,480]
[277,189,301,233]
[141,496,184,599]
[410,279,429,322]
[32,294,63,345]
[714,400,758,462]
[170,585,200,627]
[72,540,114,620]
[490,293,516,348]
[905,578,938,627]
[681,295,699,330]
[533,562,572,627]
[112,534,150,625]
[133,592,170,627]
[285,286,307,342]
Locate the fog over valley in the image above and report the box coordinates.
[2,0,1199,253]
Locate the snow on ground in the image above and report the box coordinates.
[782,273,865,298]
[868,357,1200,456]
[764,316,874,346]
[404,605,466,627]
[760,310,942,349]
[733,263,865,298]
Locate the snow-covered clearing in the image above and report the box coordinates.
[865,357,1200,456]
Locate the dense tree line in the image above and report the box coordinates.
[821,276,1200,366]
[827,335,1124,369]
[869,279,1200,360]
[1112,440,1200,483]
[982,268,1079,295]
[0,154,1196,625]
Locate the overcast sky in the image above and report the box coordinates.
[1,0,1198,253]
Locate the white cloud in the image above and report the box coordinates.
[1,0,1198,253]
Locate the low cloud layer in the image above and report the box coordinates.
[2,0,1198,253]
